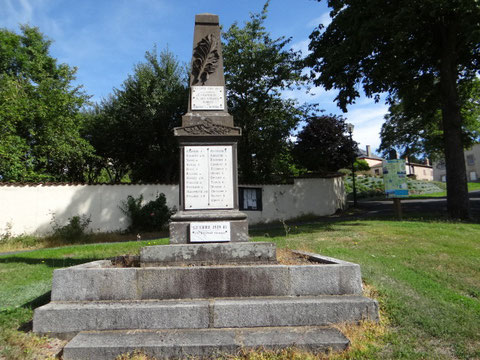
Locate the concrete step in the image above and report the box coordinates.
[140,242,277,266]
[33,295,378,339]
[63,326,349,360]
[51,257,362,302]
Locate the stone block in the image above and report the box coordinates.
[138,265,290,299]
[49,256,365,302]
[63,326,349,360]
[213,296,379,328]
[289,264,362,296]
[169,219,248,244]
[51,261,138,301]
[140,242,276,266]
[33,300,210,338]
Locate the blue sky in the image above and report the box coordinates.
[1,0,389,153]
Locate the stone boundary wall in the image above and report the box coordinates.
[0,177,345,237]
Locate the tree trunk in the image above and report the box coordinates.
[440,23,470,219]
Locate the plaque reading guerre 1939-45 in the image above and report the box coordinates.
[184,145,234,209]
[191,86,225,110]
[190,221,231,242]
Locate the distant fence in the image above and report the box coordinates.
[0,177,345,237]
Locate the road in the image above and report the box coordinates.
[352,191,480,219]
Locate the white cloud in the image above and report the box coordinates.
[307,12,332,29]
[291,39,310,55]
[1,0,33,27]
[345,102,389,153]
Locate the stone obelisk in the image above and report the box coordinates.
[169,13,248,244]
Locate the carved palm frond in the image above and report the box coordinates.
[192,34,220,85]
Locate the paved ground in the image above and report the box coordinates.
[352,190,480,219]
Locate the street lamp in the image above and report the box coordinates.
[346,123,357,207]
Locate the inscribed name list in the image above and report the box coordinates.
[191,86,225,110]
[184,145,234,209]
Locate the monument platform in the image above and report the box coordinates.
[33,246,379,359]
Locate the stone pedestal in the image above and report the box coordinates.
[169,13,248,244]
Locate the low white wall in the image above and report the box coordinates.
[244,177,345,224]
[0,184,179,237]
[0,177,345,237]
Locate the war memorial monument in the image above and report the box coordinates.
[32,14,378,359]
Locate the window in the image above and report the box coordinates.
[467,155,475,166]
[374,169,380,175]
[239,187,262,211]
[470,172,478,181]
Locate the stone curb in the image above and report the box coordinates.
[34,296,378,337]
[63,326,349,360]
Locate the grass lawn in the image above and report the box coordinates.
[345,175,480,200]
[1,219,479,359]
[411,182,480,198]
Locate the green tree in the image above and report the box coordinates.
[379,78,480,160]
[86,48,188,183]
[292,115,357,173]
[354,159,370,173]
[0,25,93,182]
[222,2,312,183]
[306,1,480,219]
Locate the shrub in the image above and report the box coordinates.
[0,233,39,248]
[120,193,174,232]
[51,215,91,243]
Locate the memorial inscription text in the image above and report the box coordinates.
[184,145,233,209]
[190,222,231,242]
[191,86,225,110]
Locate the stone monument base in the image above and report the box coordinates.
[169,210,248,244]
[33,242,379,359]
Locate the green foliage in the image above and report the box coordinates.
[120,194,174,232]
[354,159,370,172]
[85,47,188,183]
[379,78,480,160]
[222,2,313,183]
[0,25,94,182]
[51,215,91,243]
[306,0,480,219]
[344,176,445,199]
[293,115,357,173]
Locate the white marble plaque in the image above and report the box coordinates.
[184,145,234,209]
[190,222,231,242]
[191,86,225,110]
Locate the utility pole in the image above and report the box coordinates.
[346,123,357,207]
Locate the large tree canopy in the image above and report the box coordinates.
[306,0,480,219]
[86,48,188,183]
[0,25,93,182]
[223,2,312,183]
[293,115,357,173]
[379,78,480,160]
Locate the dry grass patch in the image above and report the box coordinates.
[0,328,66,360]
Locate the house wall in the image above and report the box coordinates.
[433,144,480,182]
[406,164,434,181]
[0,177,345,237]
[361,158,383,168]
